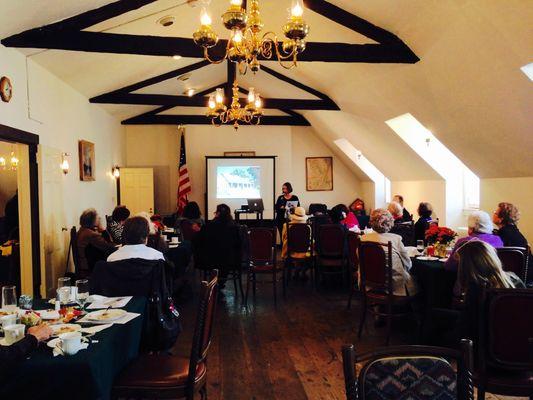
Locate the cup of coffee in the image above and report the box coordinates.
[171,236,179,244]
[4,324,25,345]
[0,314,17,331]
[58,331,87,356]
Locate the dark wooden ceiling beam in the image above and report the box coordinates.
[121,114,311,126]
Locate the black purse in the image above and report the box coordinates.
[146,263,182,351]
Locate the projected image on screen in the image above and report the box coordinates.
[217,166,261,199]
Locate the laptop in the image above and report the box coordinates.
[247,198,264,212]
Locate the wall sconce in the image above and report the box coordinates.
[0,156,5,169]
[10,152,18,170]
[60,153,70,175]
[112,166,120,179]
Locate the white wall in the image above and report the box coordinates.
[125,124,363,216]
[481,177,533,243]
[0,45,125,296]
[391,180,446,224]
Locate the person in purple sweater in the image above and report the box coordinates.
[445,210,503,272]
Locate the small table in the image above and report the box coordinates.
[0,297,147,400]
[234,209,263,221]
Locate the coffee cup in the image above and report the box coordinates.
[171,236,179,244]
[4,324,25,345]
[0,314,17,331]
[58,331,87,355]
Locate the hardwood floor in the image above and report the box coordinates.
[172,272,528,400]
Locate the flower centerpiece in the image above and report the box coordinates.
[425,225,457,257]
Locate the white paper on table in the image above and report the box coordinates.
[81,324,113,334]
[77,312,140,325]
[86,296,132,309]
[405,246,421,258]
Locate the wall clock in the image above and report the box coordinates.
[0,76,13,103]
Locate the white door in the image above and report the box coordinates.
[120,168,154,215]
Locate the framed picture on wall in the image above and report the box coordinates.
[306,156,333,191]
[223,151,256,157]
[79,140,95,181]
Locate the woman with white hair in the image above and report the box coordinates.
[361,209,417,296]
[387,201,404,222]
[444,210,503,272]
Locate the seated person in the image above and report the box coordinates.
[177,201,204,231]
[0,325,52,382]
[137,211,168,253]
[331,204,359,231]
[77,208,116,273]
[281,206,310,260]
[393,194,413,221]
[445,210,503,272]
[387,201,405,223]
[493,202,532,284]
[361,209,418,296]
[107,205,130,244]
[107,216,164,262]
[150,214,165,232]
[414,202,434,242]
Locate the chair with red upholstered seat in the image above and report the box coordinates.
[475,287,533,400]
[357,241,416,346]
[496,246,529,283]
[285,222,314,285]
[316,224,349,287]
[245,227,283,306]
[112,271,219,400]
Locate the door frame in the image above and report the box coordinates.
[0,123,41,296]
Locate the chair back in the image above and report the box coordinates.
[309,203,328,215]
[390,221,415,246]
[70,227,80,273]
[249,227,276,266]
[317,224,346,258]
[180,219,197,242]
[479,288,533,370]
[188,270,219,390]
[347,232,360,272]
[287,223,312,254]
[342,340,474,400]
[496,246,528,282]
[358,241,393,294]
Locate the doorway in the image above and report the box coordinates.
[0,123,40,297]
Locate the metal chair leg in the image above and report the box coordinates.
[238,272,244,303]
[244,270,251,305]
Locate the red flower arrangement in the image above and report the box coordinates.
[425,225,457,245]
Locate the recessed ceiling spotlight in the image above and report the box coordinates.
[185,88,196,97]
[172,55,182,60]
[177,73,192,82]
[157,15,175,27]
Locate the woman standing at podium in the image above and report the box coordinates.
[275,182,300,240]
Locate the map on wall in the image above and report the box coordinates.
[306,157,333,191]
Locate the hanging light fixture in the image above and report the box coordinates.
[9,152,18,170]
[193,0,309,74]
[206,81,263,130]
[60,153,70,175]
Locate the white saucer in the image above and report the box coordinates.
[417,256,439,261]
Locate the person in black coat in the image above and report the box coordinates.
[493,202,531,284]
[414,202,434,242]
[393,194,413,222]
[275,182,300,240]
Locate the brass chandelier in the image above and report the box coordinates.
[207,81,263,130]
[193,0,310,74]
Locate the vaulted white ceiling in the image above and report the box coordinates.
[1,0,531,179]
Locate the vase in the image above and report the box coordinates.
[435,242,448,258]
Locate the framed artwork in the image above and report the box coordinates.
[306,157,333,191]
[79,140,95,181]
[223,151,256,157]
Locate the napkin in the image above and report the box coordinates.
[53,342,89,357]
[405,246,421,258]
[81,324,113,334]
[78,312,140,325]
[86,296,132,309]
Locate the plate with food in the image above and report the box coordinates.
[51,324,82,337]
[20,311,42,327]
[0,308,19,317]
[85,309,127,323]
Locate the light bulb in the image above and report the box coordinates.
[230,0,243,6]
[291,0,304,18]
[10,152,18,169]
[200,8,212,26]
[60,159,69,174]
[255,94,262,109]
[113,167,120,178]
[208,94,216,109]
[248,87,255,103]
[215,88,224,104]
[186,88,195,97]
[233,29,243,43]
[0,157,5,168]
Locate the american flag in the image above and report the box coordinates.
[177,127,191,214]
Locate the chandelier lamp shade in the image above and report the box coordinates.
[193,0,310,73]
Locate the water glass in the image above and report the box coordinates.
[75,279,89,308]
[416,240,424,253]
[58,277,71,289]
[1,285,17,311]
[57,287,71,305]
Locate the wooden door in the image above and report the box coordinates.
[119,168,154,215]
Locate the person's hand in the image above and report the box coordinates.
[28,324,53,342]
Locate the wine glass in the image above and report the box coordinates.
[416,240,425,254]
[1,286,17,311]
[57,277,71,304]
[75,279,89,308]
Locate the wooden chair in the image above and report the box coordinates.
[390,221,415,246]
[112,271,219,400]
[357,241,415,345]
[342,339,474,400]
[245,227,283,306]
[475,287,533,400]
[346,232,360,309]
[315,224,349,287]
[496,246,528,283]
[285,222,313,285]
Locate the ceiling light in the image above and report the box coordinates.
[157,16,175,27]
[520,63,533,81]
[172,55,182,60]
[186,88,196,97]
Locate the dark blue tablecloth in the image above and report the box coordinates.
[0,297,147,400]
